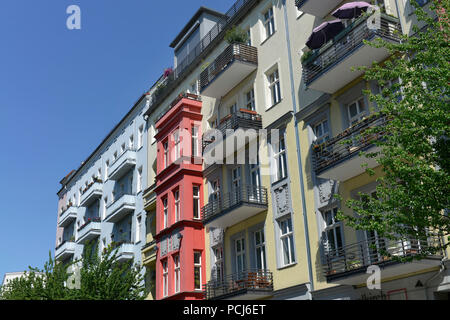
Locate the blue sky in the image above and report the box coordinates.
[0,0,230,282]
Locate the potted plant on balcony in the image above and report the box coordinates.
[224,25,249,44]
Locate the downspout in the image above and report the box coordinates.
[282,0,315,295]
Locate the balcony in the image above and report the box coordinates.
[302,13,401,93]
[76,218,101,244]
[108,148,137,181]
[323,236,444,285]
[112,241,135,263]
[295,0,342,18]
[202,109,262,151]
[142,240,157,265]
[204,269,273,300]
[58,206,78,228]
[105,194,136,223]
[80,181,103,207]
[201,185,268,229]
[55,241,76,261]
[313,113,386,181]
[200,43,258,98]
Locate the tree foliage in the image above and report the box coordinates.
[0,241,147,300]
[337,0,450,260]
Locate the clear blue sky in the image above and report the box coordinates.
[0,0,230,282]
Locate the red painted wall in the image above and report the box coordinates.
[154,96,205,300]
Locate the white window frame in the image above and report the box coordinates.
[162,259,168,297]
[268,69,281,107]
[173,129,181,160]
[163,197,168,229]
[135,215,142,243]
[194,251,202,291]
[347,97,367,126]
[272,133,287,182]
[193,186,200,220]
[313,119,330,146]
[174,254,180,293]
[322,207,343,257]
[174,189,180,222]
[191,126,199,157]
[235,237,246,276]
[137,166,143,193]
[245,88,256,111]
[163,140,169,169]
[213,246,224,282]
[254,229,266,270]
[138,125,144,149]
[263,7,275,39]
[279,216,295,266]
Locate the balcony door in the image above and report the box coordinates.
[231,167,241,206]
[361,191,387,264]
[347,97,367,126]
[235,237,246,281]
[249,163,261,202]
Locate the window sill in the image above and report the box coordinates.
[277,262,297,271]
[260,31,276,46]
[265,99,283,112]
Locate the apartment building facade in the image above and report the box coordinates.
[57,0,449,300]
[55,95,149,271]
[292,0,450,300]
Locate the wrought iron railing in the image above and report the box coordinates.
[323,235,443,277]
[302,13,401,85]
[202,109,262,151]
[313,113,387,175]
[146,0,259,113]
[201,185,268,224]
[203,269,273,300]
[199,43,258,93]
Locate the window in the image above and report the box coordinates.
[213,246,224,282]
[173,130,180,160]
[162,260,168,297]
[245,88,255,111]
[138,125,144,149]
[97,168,102,180]
[121,143,126,154]
[174,255,180,293]
[322,208,343,257]
[136,215,142,243]
[193,186,200,219]
[235,237,246,275]
[163,197,168,229]
[194,251,202,290]
[137,167,143,193]
[103,197,108,219]
[105,161,109,180]
[279,217,295,266]
[174,189,180,222]
[272,132,287,182]
[347,97,366,126]
[254,229,266,270]
[191,126,199,157]
[163,141,169,169]
[113,151,118,161]
[268,69,281,106]
[313,119,330,145]
[129,135,134,150]
[263,7,275,39]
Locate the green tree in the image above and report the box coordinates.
[337,0,450,261]
[0,241,147,300]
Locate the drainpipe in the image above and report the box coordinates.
[282,0,315,296]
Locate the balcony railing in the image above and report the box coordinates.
[313,113,387,176]
[108,148,137,181]
[144,0,259,115]
[55,241,76,261]
[111,241,135,262]
[105,194,136,223]
[58,206,78,228]
[77,217,101,232]
[199,42,258,95]
[76,218,101,244]
[203,269,273,300]
[302,13,401,87]
[80,180,103,207]
[202,109,262,151]
[323,235,444,280]
[201,185,268,226]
